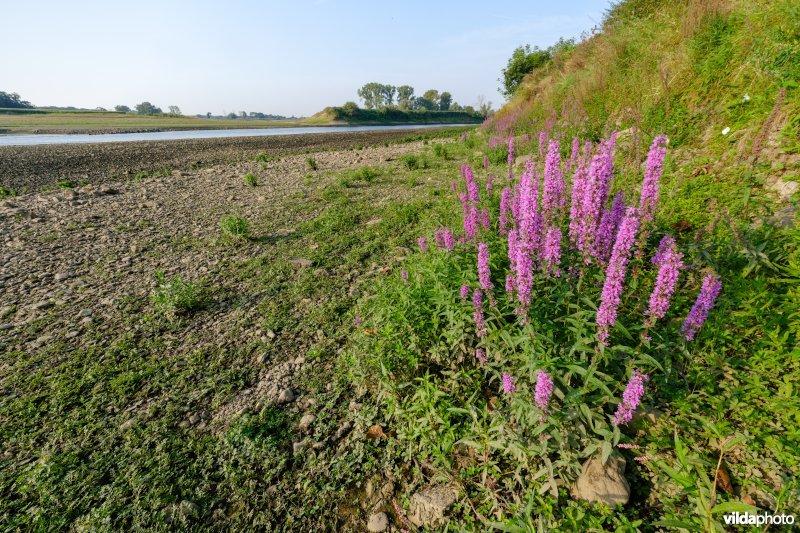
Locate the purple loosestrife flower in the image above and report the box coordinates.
[499,187,512,236]
[594,192,627,263]
[354,315,362,328]
[480,209,491,232]
[681,273,722,341]
[451,180,457,194]
[542,226,563,277]
[646,237,684,326]
[538,131,547,157]
[484,155,489,170]
[568,157,590,248]
[596,208,639,345]
[567,136,580,172]
[477,242,493,291]
[486,174,493,193]
[578,135,617,261]
[418,236,428,253]
[475,349,488,366]
[505,274,515,293]
[501,372,516,394]
[534,370,554,413]
[639,135,668,225]
[401,270,408,284]
[507,132,515,169]
[613,370,649,426]
[473,289,487,337]
[442,227,455,252]
[511,184,521,229]
[460,284,470,300]
[542,139,566,223]
[652,234,676,266]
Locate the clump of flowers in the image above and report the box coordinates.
[473,289,486,337]
[681,273,722,341]
[502,372,516,394]
[534,370,554,413]
[596,208,639,345]
[645,235,684,327]
[477,243,492,291]
[475,348,487,366]
[460,284,470,300]
[418,236,428,253]
[613,370,649,426]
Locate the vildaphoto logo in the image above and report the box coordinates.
[723,512,795,526]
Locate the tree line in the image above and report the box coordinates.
[354,83,490,114]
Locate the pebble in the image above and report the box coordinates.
[367,512,389,532]
[278,388,295,403]
[54,272,72,281]
[298,413,315,432]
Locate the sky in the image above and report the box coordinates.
[2,0,608,117]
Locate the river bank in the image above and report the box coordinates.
[0,127,469,192]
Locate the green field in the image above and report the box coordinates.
[0,109,303,134]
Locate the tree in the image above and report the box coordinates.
[135,101,162,115]
[438,91,452,111]
[422,89,440,104]
[0,91,33,109]
[168,105,182,116]
[206,112,212,119]
[357,82,385,109]
[476,95,493,117]
[240,111,247,118]
[341,101,359,115]
[114,105,131,113]
[227,112,238,119]
[396,85,415,109]
[414,96,436,111]
[380,85,396,107]
[499,44,552,98]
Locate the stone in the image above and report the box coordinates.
[572,452,630,506]
[298,413,315,432]
[292,439,310,455]
[294,355,306,366]
[367,512,389,532]
[30,300,53,311]
[335,421,352,440]
[769,180,798,201]
[54,272,72,281]
[769,205,796,229]
[266,329,276,339]
[408,485,458,528]
[278,388,295,403]
[189,414,201,424]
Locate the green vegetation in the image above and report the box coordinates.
[312,106,482,125]
[0,90,33,109]
[305,157,318,171]
[220,215,251,241]
[0,186,18,198]
[244,173,258,187]
[150,271,204,320]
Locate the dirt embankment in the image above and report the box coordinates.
[0,128,440,191]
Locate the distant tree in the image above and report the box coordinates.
[476,95,493,117]
[422,89,440,104]
[413,96,435,111]
[206,112,212,119]
[114,105,131,113]
[168,105,182,116]
[95,107,107,111]
[438,91,452,111]
[341,101,359,115]
[499,44,552,98]
[227,112,238,119]
[380,85,396,107]
[463,105,476,114]
[357,82,385,109]
[0,91,33,109]
[396,85,415,110]
[240,111,247,118]
[135,101,162,115]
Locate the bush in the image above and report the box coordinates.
[220,215,250,241]
[431,143,450,159]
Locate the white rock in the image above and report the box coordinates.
[571,453,630,506]
[298,413,315,432]
[408,485,457,528]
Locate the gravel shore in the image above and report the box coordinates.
[0,128,445,192]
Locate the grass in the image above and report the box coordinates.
[244,173,258,187]
[305,157,318,171]
[150,271,204,320]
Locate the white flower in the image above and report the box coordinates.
[721,127,731,135]
[742,93,750,102]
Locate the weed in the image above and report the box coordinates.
[244,173,258,187]
[254,153,277,163]
[431,143,450,159]
[306,157,318,171]
[0,186,17,198]
[150,271,203,319]
[57,179,75,189]
[220,215,250,241]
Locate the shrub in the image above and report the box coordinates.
[220,215,250,240]
[306,157,318,171]
[0,186,17,199]
[432,143,450,159]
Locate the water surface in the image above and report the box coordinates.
[0,123,468,147]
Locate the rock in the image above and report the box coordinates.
[294,355,306,366]
[30,300,53,311]
[298,413,315,432]
[769,205,796,229]
[769,180,798,201]
[54,272,72,281]
[289,258,314,268]
[572,453,630,506]
[408,485,458,528]
[292,439,310,455]
[266,329,276,339]
[188,414,201,424]
[367,512,389,532]
[79,308,93,317]
[256,353,268,364]
[335,421,352,440]
[278,388,295,403]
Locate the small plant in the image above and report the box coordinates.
[254,153,277,163]
[303,174,315,185]
[305,157,318,171]
[220,215,250,240]
[244,173,258,187]
[0,186,17,199]
[432,143,450,159]
[400,154,428,170]
[350,166,380,182]
[150,271,203,319]
[57,179,75,189]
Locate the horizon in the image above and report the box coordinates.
[3,0,607,116]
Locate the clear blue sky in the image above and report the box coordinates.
[3,0,608,116]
